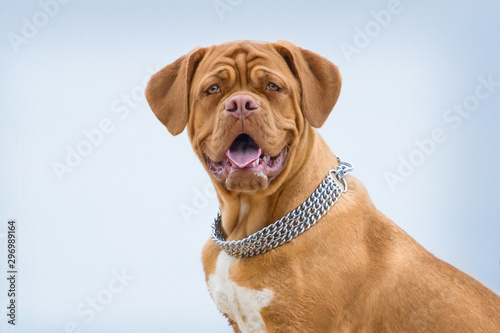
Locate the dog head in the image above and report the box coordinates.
[146,40,341,193]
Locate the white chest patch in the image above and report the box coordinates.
[208,252,274,333]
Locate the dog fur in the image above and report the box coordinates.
[146,40,500,332]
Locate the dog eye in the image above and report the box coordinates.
[207,85,221,95]
[266,82,279,91]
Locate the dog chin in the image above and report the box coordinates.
[226,169,270,192]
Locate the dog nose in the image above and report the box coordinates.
[225,95,259,119]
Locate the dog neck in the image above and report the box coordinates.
[214,127,339,241]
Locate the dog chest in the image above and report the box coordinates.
[208,251,274,332]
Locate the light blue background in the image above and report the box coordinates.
[1,0,499,332]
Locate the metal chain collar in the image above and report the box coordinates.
[210,158,353,258]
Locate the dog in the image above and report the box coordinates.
[146,40,500,332]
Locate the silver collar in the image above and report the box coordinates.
[210,158,353,258]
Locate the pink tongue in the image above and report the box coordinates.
[227,137,262,168]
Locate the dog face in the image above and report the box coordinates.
[146,40,342,193]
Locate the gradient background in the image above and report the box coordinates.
[1,0,499,332]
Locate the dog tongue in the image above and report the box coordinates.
[227,135,262,168]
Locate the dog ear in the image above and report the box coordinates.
[273,40,342,128]
[145,47,206,135]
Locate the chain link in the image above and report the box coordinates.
[210,158,353,258]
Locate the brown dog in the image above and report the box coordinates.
[146,40,500,332]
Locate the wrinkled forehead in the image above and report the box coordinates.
[193,41,293,85]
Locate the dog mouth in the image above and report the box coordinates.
[205,134,288,183]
